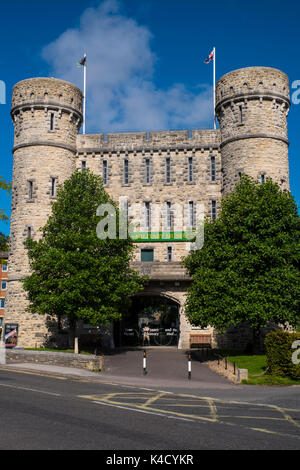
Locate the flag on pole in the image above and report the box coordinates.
[204,50,214,63]
[77,55,87,67]
[204,48,216,129]
[77,54,87,134]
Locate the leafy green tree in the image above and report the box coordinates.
[23,170,145,346]
[0,176,11,258]
[183,176,300,347]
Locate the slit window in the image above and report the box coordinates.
[28,180,33,199]
[189,201,194,227]
[1,281,7,290]
[239,105,243,124]
[0,298,5,308]
[166,157,171,183]
[50,113,54,131]
[211,200,217,220]
[211,157,216,182]
[188,157,193,182]
[167,246,172,262]
[27,227,32,239]
[145,158,150,184]
[51,178,56,197]
[166,202,172,229]
[124,159,129,184]
[103,160,108,185]
[260,174,265,183]
[81,161,86,171]
[2,264,7,272]
[145,202,151,230]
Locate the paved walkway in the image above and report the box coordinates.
[102,347,228,385]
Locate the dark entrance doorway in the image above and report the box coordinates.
[114,295,179,347]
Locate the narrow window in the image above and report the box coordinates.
[167,246,172,262]
[2,264,7,272]
[211,200,217,220]
[141,249,154,262]
[166,202,172,229]
[103,160,108,185]
[189,201,194,227]
[27,226,32,239]
[0,298,5,308]
[145,158,150,184]
[81,161,86,171]
[188,157,193,182]
[1,281,7,290]
[28,180,33,199]
[166,157,171,183]
[239,105,243,124]
[51,178,56,197]
[50,113,54,131]
[124,159,129,184]
[211,156,216,182]
[238,171,243,179]
[145,202,151,230]
[260,174,265,183]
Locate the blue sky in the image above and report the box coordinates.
[0,0,299,235]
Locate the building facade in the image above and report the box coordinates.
[3,66,290,349]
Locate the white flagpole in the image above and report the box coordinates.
[83,53,86,135]
[213,47,216,129]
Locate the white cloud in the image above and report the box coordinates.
[42,0,213,133]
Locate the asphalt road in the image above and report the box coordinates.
[0,367,299,451]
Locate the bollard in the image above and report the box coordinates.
[188,353,192,380]
[233,362,236,375]
[225,357,227,370]
[143,350,147,375]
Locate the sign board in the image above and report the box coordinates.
[4,323,19,347]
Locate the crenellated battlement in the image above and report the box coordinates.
[76,128,221,154]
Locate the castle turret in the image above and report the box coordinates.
[216,67,290,194]
[5,78,83,347]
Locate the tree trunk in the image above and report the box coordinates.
[68,317,77,350]
[252,327,261,354]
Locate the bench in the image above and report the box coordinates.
[189,334,212,349]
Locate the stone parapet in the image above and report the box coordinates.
[77,129,221,153]
[6,348,103,372]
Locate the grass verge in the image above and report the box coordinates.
[227,354,300,385]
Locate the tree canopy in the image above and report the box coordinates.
[183,176,300,332]
[23,170,145,333]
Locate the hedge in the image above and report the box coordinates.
[265,331,300,380]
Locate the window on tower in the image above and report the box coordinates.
[50,113,54,131]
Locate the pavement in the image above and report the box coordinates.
[1,348,299,408]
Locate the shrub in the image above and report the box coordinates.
[265,331,300,379]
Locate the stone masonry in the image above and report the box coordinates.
[4,67,290,349]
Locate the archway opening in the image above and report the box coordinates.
[114,295,180,347]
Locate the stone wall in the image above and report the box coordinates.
[6,348,103,372]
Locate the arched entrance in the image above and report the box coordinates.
[114,294,180,347]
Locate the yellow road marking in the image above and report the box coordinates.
[0,367,67,380]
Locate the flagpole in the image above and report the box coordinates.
[83,53,86,135]
[213,47,216,129]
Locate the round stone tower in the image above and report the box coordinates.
[5,78,83,347]
[216,67,290,194]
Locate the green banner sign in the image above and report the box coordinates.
[129,231,196,242]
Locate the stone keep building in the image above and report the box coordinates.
[4,66,290,350]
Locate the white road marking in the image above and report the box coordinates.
[0,382,61,397]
